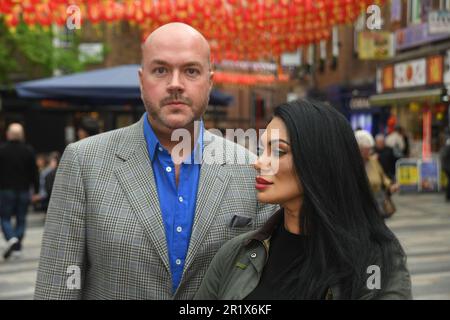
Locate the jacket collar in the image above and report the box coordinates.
[242,207,339,300]
[244,208,284,245]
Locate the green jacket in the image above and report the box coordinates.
[195,210,412,300]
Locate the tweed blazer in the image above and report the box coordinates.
[34,115,277,300]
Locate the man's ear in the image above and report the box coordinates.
[139,68,148,103]
[209,71,214,89]
[138,68,144,91]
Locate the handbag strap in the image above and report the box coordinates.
[376,160,391,196]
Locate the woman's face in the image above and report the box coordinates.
[254,117,303,205]
[359,146,372,162]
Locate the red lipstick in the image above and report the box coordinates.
[255,176,273,191]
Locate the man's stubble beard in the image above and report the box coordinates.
[143,95,210,131]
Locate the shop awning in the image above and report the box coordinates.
[15,64,233,106]
[369,88,443,106]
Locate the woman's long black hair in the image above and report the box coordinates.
[272,98,404,299]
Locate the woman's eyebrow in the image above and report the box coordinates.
[269,139,290,146]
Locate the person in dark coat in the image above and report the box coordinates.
[374,134,397,181]
[0,123,39,259]
[441,139,450,201]
[77,116,100,140]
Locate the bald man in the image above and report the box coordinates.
[35,23,277,299]
[0,123,39,260]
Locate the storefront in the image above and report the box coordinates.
[321,84,389,136]
[370,53,449,158]
[348,97,392,136]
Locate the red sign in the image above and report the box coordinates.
[422,109,432,160]
[427,55,443,85]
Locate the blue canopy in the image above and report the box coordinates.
[16,64,233,106]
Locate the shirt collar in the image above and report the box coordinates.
[143,112,204,163]
[143,113,160,161]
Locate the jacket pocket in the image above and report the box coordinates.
[228,215,253,228]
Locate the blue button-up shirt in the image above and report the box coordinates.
[143,113,203,293]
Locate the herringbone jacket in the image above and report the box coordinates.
[34,115,277,300]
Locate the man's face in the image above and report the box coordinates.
[139,32,213,132]
[375,137,385,149]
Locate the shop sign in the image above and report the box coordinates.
[419,159,440,192]
[427,55,443,85]
[216,60,277,73]
[394,58,426,88]
[396,23,450,51]
[396,158,442,193]
[382,65,394,91]
[396,159,419,193]
[357,31,394,60]
[422,109,432,160]
[349,97,371,110]
[79,43,104,63]
[442,170,448,189]
[281,49,302,67]
[428,10,450,34]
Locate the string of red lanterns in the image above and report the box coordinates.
[0,0,384,62]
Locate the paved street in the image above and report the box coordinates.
[386,193,450,299]
[1,193,449,300]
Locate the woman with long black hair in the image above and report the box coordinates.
[195,98,411,300]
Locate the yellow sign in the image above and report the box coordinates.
[358,31,394,60]
[409,102,421,113]
[442,170,448,188]
[398,166,419,185]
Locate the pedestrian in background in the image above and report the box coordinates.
[386,125,406,159]
[356,130,399,219]
[43,151,60,205]
[0,123,39,260]
[35,153,48,174]
[398,126,410,158]
[440,138,450,202]
[77,116,100,140]
[374,134,397,181]
[33,153,49,212]
[32,151,61,212]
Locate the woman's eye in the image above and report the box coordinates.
[272,149,286,157]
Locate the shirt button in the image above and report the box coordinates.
[250,252,257,259]
[176,226,182,233]
[176,259,181,265]
[158,146,163,152]
[166,167,172,173]
[178,196,183,202]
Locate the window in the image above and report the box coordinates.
[408,0,433,24]
[445,0,450,10]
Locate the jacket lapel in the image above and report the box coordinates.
[114,116,171,275]
[183,130,232,274]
